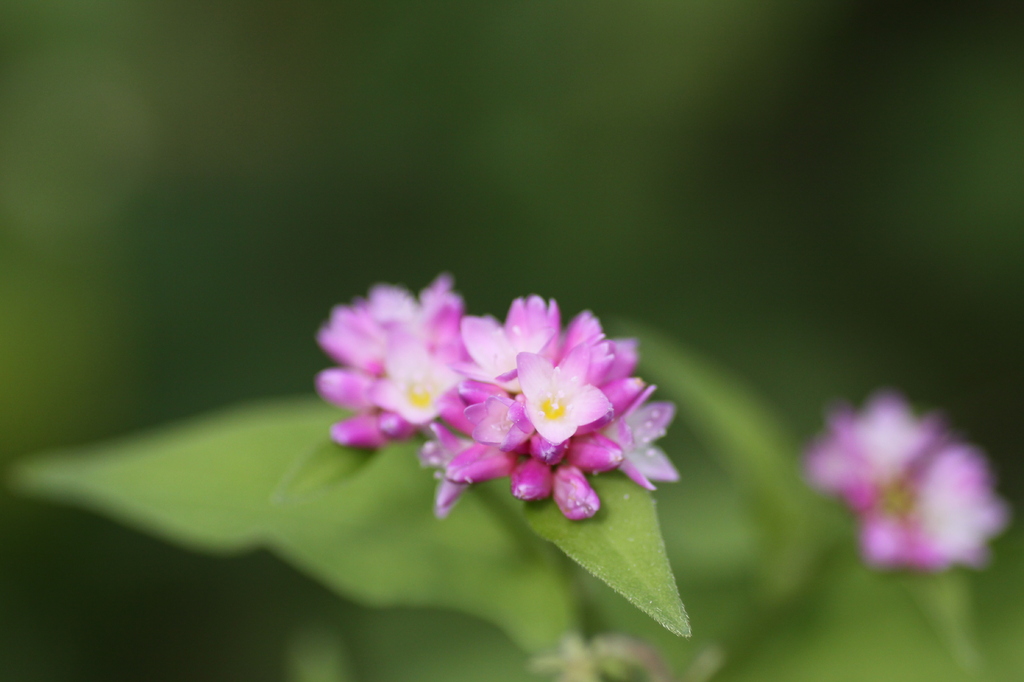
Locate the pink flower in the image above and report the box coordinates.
[517,344,613,445]
[316,274,466,448]
[805,391,1010,571]
[369,334,460,425]
[464,395,533,452]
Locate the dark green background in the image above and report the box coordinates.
[1,1,1021,680]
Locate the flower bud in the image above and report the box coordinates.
[330,414,387,449]
[553,465,601,520]
[600,377,646,417]
[378,411,417,439]
[567,434,624,473]
[446,444,517,484]
[511,458,553,501]
[530,434,567,465]
[315,368,374,410]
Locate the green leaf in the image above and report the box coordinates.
[12,397,572,651]
[715,561,993,682]
[274,439,371,505]
[524,472,690,638]
[904,571,983,674]
[621,323,822,600]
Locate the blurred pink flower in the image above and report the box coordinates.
[805,391,1010,571]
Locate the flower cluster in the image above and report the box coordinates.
[316,276,678,520]
[315,274,465,448]
[805,391,1009,571]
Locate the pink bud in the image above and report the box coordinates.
[378,411,417,439]
[510,458,553,501]
[601,377,647,416]
[530,434,567,465]
[446,444,517,484]
[330,414,387,449]
[604,339,639,382]
[553,465,601,520]
[567,433,624,473]
[316,368,374,410]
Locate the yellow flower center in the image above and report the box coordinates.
[407,385,433,409]
[540,397,566,420]
[881,482,915,517]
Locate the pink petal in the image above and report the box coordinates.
[619,460,657,491]
[434,479,468,519]
[378,411,416,439]
[436,388,475,435]
[562,311,604,356]
[604,338,639,382]
[556,343,592,387]
[461,315,515,377]
[516,352,555,401]
[626,445,679,482]
[527,409,578,446]
[458,380,508,405]
[569,385,613,428]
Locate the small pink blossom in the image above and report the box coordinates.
[316,274,466,449]
[370,334,460,425]
[464,395,534,452]
[517,344,613,445]
[805,390,1010,571]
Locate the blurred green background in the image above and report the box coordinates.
[1,1,1022,680]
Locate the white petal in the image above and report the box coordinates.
[516,352,554,401]
[568,385,612,427]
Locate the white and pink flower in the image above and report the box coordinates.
[805,391,1010,571]
[316,274,466,449]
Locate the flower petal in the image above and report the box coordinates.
[461,315,516,379]
[516,352,555,401]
